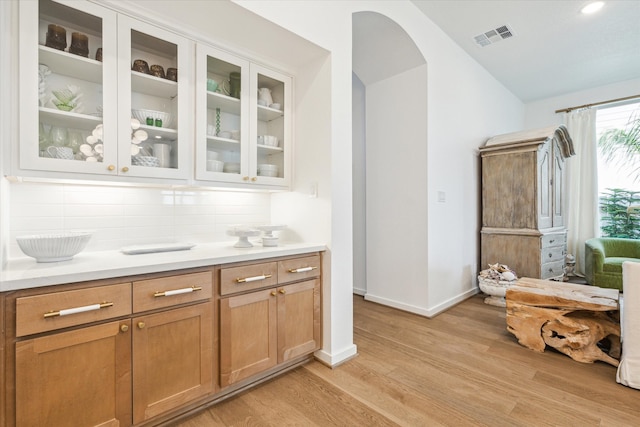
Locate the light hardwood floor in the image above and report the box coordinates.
[178,294,640,426]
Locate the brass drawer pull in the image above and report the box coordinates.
[236,274,272,283]
[44,302,113,318]
[288,266,317,273]
[153,286,202,298]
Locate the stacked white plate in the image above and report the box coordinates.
[257,164,278,177]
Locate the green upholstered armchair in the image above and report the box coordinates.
[585,237,640,291]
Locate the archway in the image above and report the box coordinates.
[352,11,429,313]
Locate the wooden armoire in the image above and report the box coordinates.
[479,125,575,280]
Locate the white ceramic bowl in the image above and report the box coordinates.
[131,109,173,128]
[262,135,278,147]
[223,162,240,173]
[258,170,278,177]
[269,103,281,110]
[258,164,278,171]
[16,231,92,262]
[206,151,220,160]
[207,159,224,172]
[218,131,232,139]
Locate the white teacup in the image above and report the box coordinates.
[46,146,74,160]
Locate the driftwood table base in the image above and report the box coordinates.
[506,278,620,366]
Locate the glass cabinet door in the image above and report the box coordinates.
[117,15,192,179]
[250,64,291,187]
[20,0,118,175]
[195,44,250,183]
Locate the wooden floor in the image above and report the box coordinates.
[178,294,640,426]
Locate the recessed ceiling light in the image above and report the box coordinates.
[581,1,604,14]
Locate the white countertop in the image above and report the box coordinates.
[0,241,326,292]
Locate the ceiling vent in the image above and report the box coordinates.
[473,24,515,47]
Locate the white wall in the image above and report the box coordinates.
[237,0,524,322]
[525,78,640,129]
[365,64,429,313]
[352,73,366,296]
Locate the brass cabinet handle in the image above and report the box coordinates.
[107,165,115,171]
[138,322,146,329]
[120,324,129,333]
[271,291,277,296]
[288,266,317,273]
[251,177,257,182]
[121,166,129,173]
[243,176,250,181]
[44,301,113,318]
[236,274,272,283]
[154,286,202,298]
[279,289,286,294]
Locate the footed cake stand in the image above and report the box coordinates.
[227,227,261,248]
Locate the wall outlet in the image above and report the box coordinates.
[437,190,446,203]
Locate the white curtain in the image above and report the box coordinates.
[565,108,599,276]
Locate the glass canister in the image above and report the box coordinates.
[229,71,241,99]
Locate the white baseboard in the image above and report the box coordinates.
[364,287,480,318]
[314,344,358,368]
[352,286,366,296]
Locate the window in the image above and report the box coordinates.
[596,101,640,239]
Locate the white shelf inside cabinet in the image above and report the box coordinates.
[138,124,178,141]
[257,105,283,122]
[39,107,102,129]
[257,144,284,153]
[131,71,177,98]
[39,45,102,84]
[207,91,240,114]
[206,136,241,151]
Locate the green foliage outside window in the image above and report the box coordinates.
[599,188,640,239]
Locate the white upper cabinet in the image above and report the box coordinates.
[117,15,192,180]
[18,0,292,189]
[195,45,292,188]
[18,0,193,181]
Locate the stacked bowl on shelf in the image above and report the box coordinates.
[257,164,278,177]
[206,150,224,172]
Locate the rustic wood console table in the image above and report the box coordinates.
[506,277,620,366]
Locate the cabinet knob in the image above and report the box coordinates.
[279,289,286,294]
[251,177,257,182]
[120,324,129,333]
[107,165,115,171]
[138,321,145,329]
[271,291,277,296]
[243,176,250,181]
[122,166,129,173]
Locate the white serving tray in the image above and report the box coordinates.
[120,242,195,255]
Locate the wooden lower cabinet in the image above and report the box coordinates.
[6,254,322,426]
[220,278,320,388]
[132,302,213,424]
[277,279,321,363]
[15,320,132,427]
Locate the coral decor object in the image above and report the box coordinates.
[478,263,518,307]
[80,119,148,162]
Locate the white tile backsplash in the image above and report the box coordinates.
[7,182,271,258]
